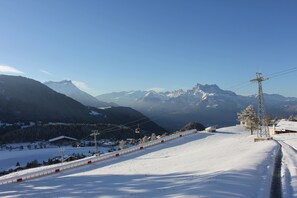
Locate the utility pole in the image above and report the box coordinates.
[90,130,100,154]
[250,73,270,140]
[60,148,65,163]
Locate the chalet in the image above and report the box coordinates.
[274,119,297,133]
[205,126,216,132]
[49,136,78,146]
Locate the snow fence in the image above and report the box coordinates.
[0,129,198,185]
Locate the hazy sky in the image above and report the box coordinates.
[0,0,297,97]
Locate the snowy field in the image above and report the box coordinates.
[273,133,297,198]
[0,125,284,198]
[0,145,111,172]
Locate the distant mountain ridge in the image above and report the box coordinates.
[0,75,92,123]
[97,83,297,130]
[0,75,166,143]
[44,80,116,108]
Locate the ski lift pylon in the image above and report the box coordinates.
[135,124,141,133]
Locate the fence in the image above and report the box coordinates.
[0,129,198,185]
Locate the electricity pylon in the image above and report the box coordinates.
[250,73,270,138]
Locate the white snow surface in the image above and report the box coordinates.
[0,146,108,172]
[273,133,297,198]
[0,126,280,198]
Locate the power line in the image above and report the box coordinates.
[266,67,297,79]
[250,73,270,138]
[226,67,297,93]
[81,67,297,141]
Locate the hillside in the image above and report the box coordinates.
[0,126,280,197]
[0,75,166,143]
[0,75,92,123]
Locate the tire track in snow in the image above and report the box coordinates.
[270,141,282,198]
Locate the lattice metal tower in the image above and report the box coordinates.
[250,73,270,138]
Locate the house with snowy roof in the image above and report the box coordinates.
[49,136,78,146]
[205,126,216,132]
[274,119,297,133]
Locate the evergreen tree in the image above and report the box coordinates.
[238,105,259,135]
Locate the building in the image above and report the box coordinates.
[205,126,216,132]
[49,136,78,146]
[274,119,297,133]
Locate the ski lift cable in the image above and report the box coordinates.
[79,111,171,140]
[80,108,185,140]
[225,66,297,93]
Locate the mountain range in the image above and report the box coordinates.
[3,74,295,135]
[0,75,166,143]
[97,84,297,130]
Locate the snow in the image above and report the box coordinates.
[273,133,297,198]
[206,104,219,108]
[21,122,35,129]
[275,120,297,132]
[0,146,109,172]
[48,136,77,143]
[166,89,185,98]
[0,126,280,197]
[89,110,102,116]
[97,106,112,110]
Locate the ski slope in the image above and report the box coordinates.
[0,126,279,198]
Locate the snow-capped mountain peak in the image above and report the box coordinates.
[96,82,297,130]
[167,89,186,98]
[45,80,115,108]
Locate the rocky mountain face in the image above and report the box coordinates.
[44,80,116,108]
[97,83,297,130]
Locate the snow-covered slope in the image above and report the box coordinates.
[273,133,297,198]
[0,126,280,197]
[45,80,115,108]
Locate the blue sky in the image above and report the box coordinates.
[0,0,297,97]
